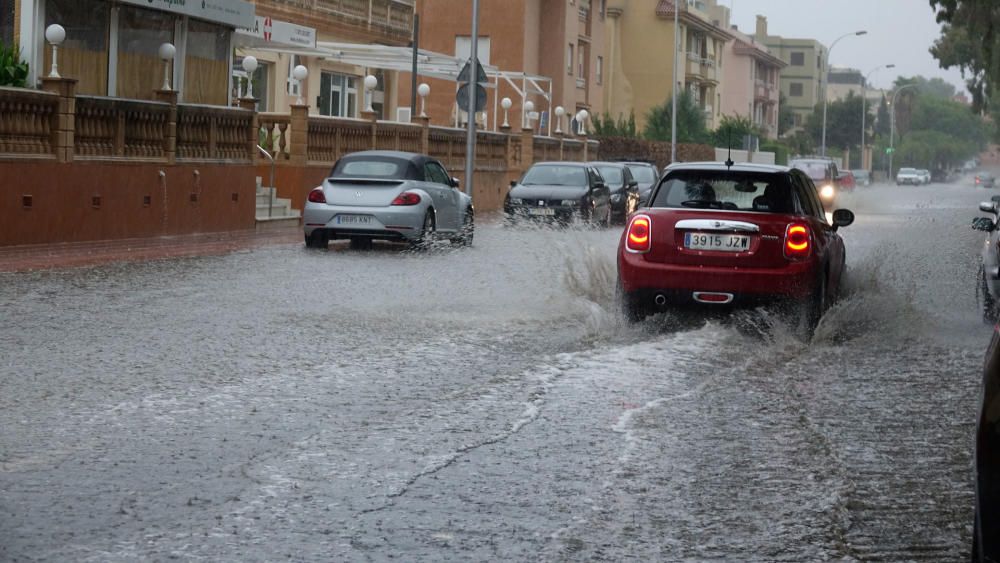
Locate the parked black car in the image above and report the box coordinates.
[973,325,1000,561]
[504,162,612,226]
[973,196,1000,323]
[591,162,640,224]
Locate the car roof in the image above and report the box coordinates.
[588,161,628,168]
[665,161,792,174]
[533,161,589,167]
[341,150,432,164]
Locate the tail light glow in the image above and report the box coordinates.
[784,223,811,259]
[391,192,421,206]
[626,215,652,253]
[307,188,326,204]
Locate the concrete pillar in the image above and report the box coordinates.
[417,115,430,155]
[361,109,378,149]
[239,97,260,163]
[41,77,77,163]
[520,127,534,172]
[289,104,309,165]
[154,89,179,165]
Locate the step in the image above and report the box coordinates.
[255,215,301,231]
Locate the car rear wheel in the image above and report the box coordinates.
[617,282,648,323]
[304,231,328,249]
[982,268,998,324]
[451,209,474,247]
[413,209,436,250]
[795,272,827,338]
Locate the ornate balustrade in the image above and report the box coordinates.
[533,136,562,163]
[475,131,508,171]
[259,113,292,160]
[176,104,253,161]
[75,96,171,159]
[428,127,467,171]
[0,87,58,157]
[306,116,370,163]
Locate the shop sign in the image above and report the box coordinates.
[237,16,317,49]
[118,0,255,28]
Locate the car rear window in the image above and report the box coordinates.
[899,168,917,174]
[650,170,797,213]
[626,165,657,183]
[331,156,414,179]
[596,166,624,184]
[790,161,830,181]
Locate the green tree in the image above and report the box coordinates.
[875,94,891,137]
[893,75,958,100]
[930,0,995,113]
[712,114,764,147]
[592,111,637,138]
[644,91,709,144]
[777,92,795,137]
[910,94,988,146]
[804,92,868,153]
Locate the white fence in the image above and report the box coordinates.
[714,148,775,165]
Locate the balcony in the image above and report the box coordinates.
[754,80,774,101]
[684,52,718,84]
[276,0,416,42]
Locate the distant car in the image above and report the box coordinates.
[592,162,641,224]
[303,150,474,249]
[917,169,932,184]
[896,167,922,185]
[977,173,997,188]
[789,157,840,209]
[837,170,857,191]
[851,169,872,187]
[617,162,854,334]
[505,162,612,226]
[621,162,660,206]
[973,324,1000,561]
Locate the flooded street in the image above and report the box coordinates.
[0,181,989,561]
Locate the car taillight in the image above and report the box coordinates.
[307,187,326,203]
[784,223,811,259]
[391,192,421,206]
[625,215,651,253]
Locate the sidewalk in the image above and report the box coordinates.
[0,226,303,273]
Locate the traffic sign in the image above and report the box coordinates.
[457,58,488,85]
[456,83,487,113]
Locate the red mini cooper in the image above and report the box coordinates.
[617,162,854,331]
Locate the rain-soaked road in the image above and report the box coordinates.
[0,179,991,561]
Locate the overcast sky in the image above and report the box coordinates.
[728,0,967,94]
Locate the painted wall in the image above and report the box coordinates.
[1,162,256,246]
[606,0,675,133]
[720,42,753,119]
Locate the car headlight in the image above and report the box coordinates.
[819,185,835,201]
[509,198,523,205]
[561,199,580,206]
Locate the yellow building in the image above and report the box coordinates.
[604,0,732,133]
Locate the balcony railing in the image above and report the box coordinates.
[277,0,415,40]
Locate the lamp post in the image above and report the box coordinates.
[554,106,565,134]
[670,0,679,162]
[417,83,430,117]
[242,56,258,99]
[292,65,308,105]
[363,74,378,114]
[576,109,589,136]
[889,82,919,178]
[45,24,66,79]
[860,63,893,171]
[500,97,512,128]
[158,43,176,91]
[523,100,535,130]
[820,30,867,157]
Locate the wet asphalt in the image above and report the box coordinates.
[0,180,992,561]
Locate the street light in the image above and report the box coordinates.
[45,24,66,79]
[889,83,919,178]
[861,63,894,171]
[821,30,867,157]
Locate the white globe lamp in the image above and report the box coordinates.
[500,97,513,128]
[417,83,430,117]
[45,24,66,79]
[242,56,258,98]
[158,43,176,90]
[554,106,566,134]
[292,65,308,105]
[364,74,378,113]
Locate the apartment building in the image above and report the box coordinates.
[604,0,733,133]
[755,15,826,133]
[826,67,864,102]
[404,0,606,132]
[717,21,784,139]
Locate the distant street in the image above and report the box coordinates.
[0,179,990,561]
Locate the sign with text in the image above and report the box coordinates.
[118,0,254,29]
[237,16,316,48]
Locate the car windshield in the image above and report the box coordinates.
[627,165,657,183]
[852,170,870,178]
[521,165,587,186]
[332,158,406,179]
[597,167,624,184]
[651,170,796,213]
[899,168,917,174]
[790,161,830,181]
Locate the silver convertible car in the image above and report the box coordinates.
[304,151,474,249]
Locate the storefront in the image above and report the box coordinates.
[17,0,253,104]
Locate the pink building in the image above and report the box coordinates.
[720,26,786,139]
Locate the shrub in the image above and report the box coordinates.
[0,43,29,88]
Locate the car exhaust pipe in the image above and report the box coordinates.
[654,294,667,306]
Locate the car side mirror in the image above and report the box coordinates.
[510,180,517,188]
[980,201,999,214]
[973,217,997,232]
[450,177,460,189]
[832,209,854,230]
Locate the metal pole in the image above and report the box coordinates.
[888,83,917,178]
[821,31,867,157]
[670,2,678,162]
[861,64,893,172]
[464,0,479,198]
[410,14,419,116]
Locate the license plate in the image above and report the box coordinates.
[527,208,555,216]
[335,214,374,225]
[684,232,750,252]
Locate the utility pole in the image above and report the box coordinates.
[410,14,419,116]
[464,0,479,198]
[889,83,918,178]
[861,64,893,171]
[670,1,678,163]
[821,30,867,157]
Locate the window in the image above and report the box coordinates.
[424,162,451,185]
[790,51,804,66]
[185,20,230,105]
[44,0,110,95]
[117,5,175,100]
[232,58,270,111]
[651,171,796,213]
[789,82,803,97]
[1,0,14,46]
[793,113,802,126]
[318,72,360,118]
[567,44,574,75]
[287,55,302,97]
[578,43,586,78]
[596,56,603,85]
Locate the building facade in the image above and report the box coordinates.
[604,0,732,134]
[826,66,863,102]
[719,23,785,139]
[402,0,606,133]
[755,15,826,133]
